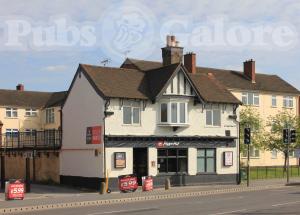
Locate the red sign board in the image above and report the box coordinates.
[86,126,102,144]
[5,180,25,200]
[118,175,138,193]
[142,176,153,192]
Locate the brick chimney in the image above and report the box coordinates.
[244,59,256,83]
[162,35,183,66]
[16,84,24,91]
[184,53,196,74]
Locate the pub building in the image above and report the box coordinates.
[60,36,241,190]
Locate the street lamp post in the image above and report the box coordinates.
[0,121,5,189]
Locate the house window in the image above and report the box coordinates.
[159,102,188,124]
[271,95,277,107]
[242,146,260,158]
[25,109,37,117]
[6,108,18,118]
[25,129,37,136]
[271,149,277,159]
[283,96,293,108]
[242,92,259,106]
[157,149,187,173]
[123,105,140,125]
[46,108,55,124]
[197,149,216,173]
[6,129,19,138]
[206,109,221,127]
[289,150,295,158]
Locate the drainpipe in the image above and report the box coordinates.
[0,121,5,189]
[103,99,111,192]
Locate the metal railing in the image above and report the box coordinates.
[0,130,62,151]
[241,165,300,180]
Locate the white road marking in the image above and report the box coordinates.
[209,209,247,215]
[272,200,300,207]
[86,207,159,215]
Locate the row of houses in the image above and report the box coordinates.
[0,35,299,189]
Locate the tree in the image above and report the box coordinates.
[239,107,265,154]
[265,110,300,170]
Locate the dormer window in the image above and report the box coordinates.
[159,100,188,126]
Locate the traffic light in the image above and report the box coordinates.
[283,129,289,144]
[244,128,251,144]
[290,129,296,143]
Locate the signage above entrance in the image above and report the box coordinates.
[156,141,180,148]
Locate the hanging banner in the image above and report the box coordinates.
[86,126,102,144]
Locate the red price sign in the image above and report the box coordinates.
[6,180,25,200]
[118,175,138,193]
[142,176,153,192]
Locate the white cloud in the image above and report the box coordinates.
[42,65,68,72]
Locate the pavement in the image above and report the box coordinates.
[0,178,300,214]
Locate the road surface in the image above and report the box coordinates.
[13,186,300,215]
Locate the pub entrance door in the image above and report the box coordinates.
[133,148,148,185]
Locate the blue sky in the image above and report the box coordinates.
[0,0,299,92]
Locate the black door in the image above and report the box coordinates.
[133,148,148,185]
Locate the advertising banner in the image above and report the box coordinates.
[5,179,25,200]
[142,176,153,192]
[118,174,138,193]
[86,126,102,144]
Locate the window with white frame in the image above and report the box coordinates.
[46,108,55,124]
[6,108,18,118]
[206,109,221,127]
[25,129,37,136]
[25,108,37,117]
[159,102,188,124]
[271,95,277,107]
[283,96,293,108]
[242,92,259,106]
[242,146,260,158]
[271,149,277,159]
[123,101,140,125]
[6,129,19,138]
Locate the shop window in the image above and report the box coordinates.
[197,149,216,173]
[157,149,187,173]
[206,109,221,127]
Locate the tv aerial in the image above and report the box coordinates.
[100,58,111,66]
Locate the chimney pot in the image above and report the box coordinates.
[184,53,196,74]
[243,60,256,83]
[16,84,24,91]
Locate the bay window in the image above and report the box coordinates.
[159,101,188,125]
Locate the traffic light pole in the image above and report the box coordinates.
[247,143,250,187]
[287,143,290,184]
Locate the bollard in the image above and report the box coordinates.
[165,178,171,190]
[100,182,106,195]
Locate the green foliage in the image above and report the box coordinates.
[265,110,300,153]
[239,107,265,152]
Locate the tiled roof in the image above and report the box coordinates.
[0,90,67,108]
[125,58,300,95]
[80,63,241,104]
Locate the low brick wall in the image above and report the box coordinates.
[3,152,60,184]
